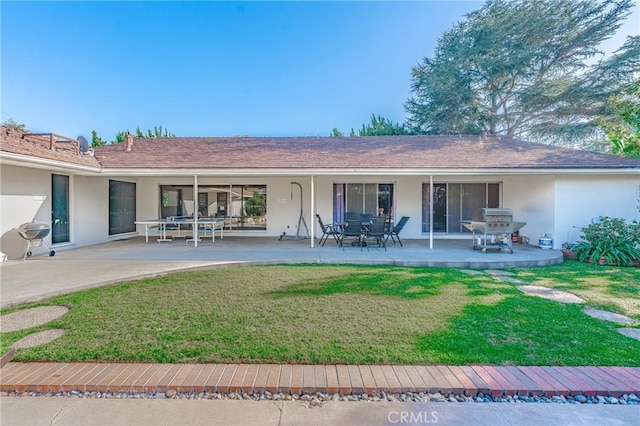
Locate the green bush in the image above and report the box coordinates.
[573,217,640,266]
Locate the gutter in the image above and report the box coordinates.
[0,152,102,174]
[96,167,640,177]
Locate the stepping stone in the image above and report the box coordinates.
[10,329,66,349]
[492,276,523,284]
[517,285,584,304]
[459,269,484,275]
[485,270,515,276]
[583,309,638,325]
[616,328,640,341]
[0,306,69,332]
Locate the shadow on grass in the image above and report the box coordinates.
[416,295,640,366]
[514,261,640,288]
[264,269,501,299]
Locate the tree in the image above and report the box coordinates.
[405,0,640,147]
[92,125,176,145]
[599,81,640,157]
[331,114,409,137]
[2,118,27,133]
[91,130,107,147]
[357,114,409,136]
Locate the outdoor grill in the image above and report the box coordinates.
[461,208,526,253]
[17,221,55,260]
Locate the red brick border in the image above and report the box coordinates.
[1,363,638,397]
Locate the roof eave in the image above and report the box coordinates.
[95,167,640,177]
[0,152,102,174]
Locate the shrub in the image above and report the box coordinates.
[573,217,640,266]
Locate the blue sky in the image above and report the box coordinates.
[1,1,638,140]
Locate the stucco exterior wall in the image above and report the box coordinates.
[503,174,555,248]
[73,176,113,246]
[0,165,51,259]
[554,174,640,246]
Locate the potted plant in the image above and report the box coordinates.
[561,242,577,260]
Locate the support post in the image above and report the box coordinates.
[193,175,199,247]
[310,176,316,248]
[429,175,433,249]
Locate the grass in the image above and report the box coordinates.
[1,263,638,366]
[509,260,640,318]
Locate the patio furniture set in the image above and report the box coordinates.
[316,214,409,251]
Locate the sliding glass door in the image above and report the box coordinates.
[109,180,136,235]
[159,184,267,230]
[333,183,394,223]
[422,183,500,233]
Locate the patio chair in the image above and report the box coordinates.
[346,211,361,221]
[340,218,365,251]
[316,214,341,246]
[388,216,409,247]
[364,217,388,251]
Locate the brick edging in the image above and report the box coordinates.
[1,363,638,397]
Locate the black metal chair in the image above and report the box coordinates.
[345,211,361,221]
[315,214,341,246]
[340,218,365,250]
[388,216,409,247]
[365,217,388,251]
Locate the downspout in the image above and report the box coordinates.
[310,175,315,248]
[429,175,433,249]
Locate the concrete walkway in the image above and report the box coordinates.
[3,398,640,426]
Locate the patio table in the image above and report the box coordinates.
[135,218,226,245]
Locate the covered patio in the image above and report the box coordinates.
[0,236,562,308]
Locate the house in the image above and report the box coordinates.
[1,128,639,259]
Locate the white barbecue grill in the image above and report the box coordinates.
[17,221,55,260]
[461,208,526,253]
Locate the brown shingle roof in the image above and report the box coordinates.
[93,135,640,170]
[0,129,101,168]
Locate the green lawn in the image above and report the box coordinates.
[1,263,639,366]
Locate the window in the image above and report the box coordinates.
[109,180,136,235]
[159,184,267,230]
[333,183,394,223]
[422,183,500,233]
